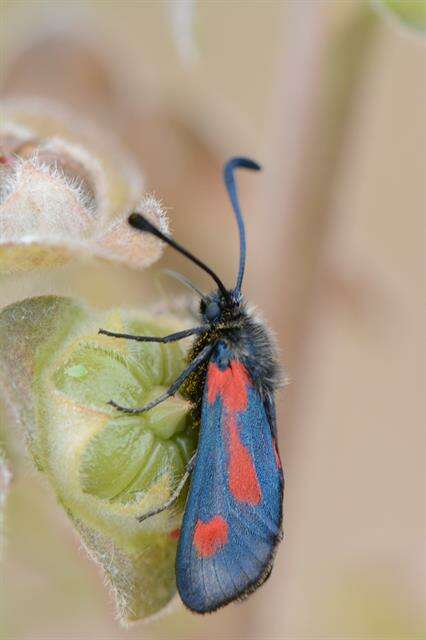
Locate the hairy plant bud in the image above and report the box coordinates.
[0,99,167,273]
[0,296,196,622]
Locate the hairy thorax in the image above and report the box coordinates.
[181,305,280,426]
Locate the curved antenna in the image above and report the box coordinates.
[128,213,230,300]
[161,269,207,301]
[224,157,261,292]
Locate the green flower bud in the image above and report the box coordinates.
[0,296,196,622]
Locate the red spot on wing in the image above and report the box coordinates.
[227,414,261,505]
[194,516,229,558]
[207,360,250,412]
[207,359,262,505]
[169,528,180,541]
[0,156,9,165]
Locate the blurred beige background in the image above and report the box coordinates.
[0,1,425,639]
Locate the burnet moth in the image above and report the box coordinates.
[99,158,284,613]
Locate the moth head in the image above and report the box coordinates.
[200,289,242,325]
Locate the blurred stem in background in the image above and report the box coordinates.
[251,3,380,636]
[260,2,378,376]
[0,443,12,557]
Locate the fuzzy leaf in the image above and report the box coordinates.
[79,416,155,500]
[0,296,196,622]
[53,343,147,412]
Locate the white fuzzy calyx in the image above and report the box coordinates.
[0,99,168,272]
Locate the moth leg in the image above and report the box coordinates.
[109,343,214,414]
[98,326,205,343]
[136,452,196,523]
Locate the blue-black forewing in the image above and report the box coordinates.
[176,342,283,613]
